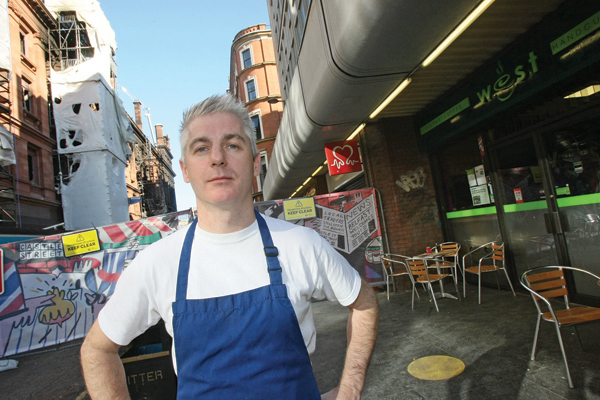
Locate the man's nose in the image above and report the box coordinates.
[210,147,226,165]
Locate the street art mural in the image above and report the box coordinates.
[256,188,385,286]
[0,210,193,358]
[0,189,383,357]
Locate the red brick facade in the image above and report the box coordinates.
[230,24,282,201]
[363,117,444,257]
[0,0,62,229]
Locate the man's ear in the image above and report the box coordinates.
[180,159,190,183]
[253,153,261,177]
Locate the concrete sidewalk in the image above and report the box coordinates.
[312,285,600,399]
[1,284,600,399]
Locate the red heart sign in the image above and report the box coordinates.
[325,139,362,176]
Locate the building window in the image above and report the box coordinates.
[22,78,32,112]
[19,31,27,55]
[28,146,39,184]
[242,48,252,69]
[250,113,263,141]
[246,79,257,101]
[257,152,268,192]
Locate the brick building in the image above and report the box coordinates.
[0,0,177,234]
[266,0,600,305]
[125,101,177,219]
[0,0,61,230]
[229,23,282,201]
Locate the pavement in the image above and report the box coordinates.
[1,283,600,399]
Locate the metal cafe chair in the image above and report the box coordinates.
[406,257,459,312]
[381,254,419,301]
[433,242,461,281]
[520,266,600,388]
[462,241,516,304]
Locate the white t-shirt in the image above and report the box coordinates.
[98,215,361,372]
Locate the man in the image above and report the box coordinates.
[81,94,379,399]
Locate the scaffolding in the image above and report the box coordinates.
[49,11,94,71]
[0,68,18,227]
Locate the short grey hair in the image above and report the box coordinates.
[179,94,258,162]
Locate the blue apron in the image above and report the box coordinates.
[172,210,321,399]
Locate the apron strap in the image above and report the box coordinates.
[175,213,283,301]
[176,218,197,302]
[254,210,283,285]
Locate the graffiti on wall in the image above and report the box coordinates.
[396,167,426,192]
[0,211,193,358]
[256,188,385,285]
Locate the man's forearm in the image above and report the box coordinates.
[338,279,379,398]
[81,323,130,400]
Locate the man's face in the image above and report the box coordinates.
[180,112,260,209]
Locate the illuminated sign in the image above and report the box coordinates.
[324,139,362,176]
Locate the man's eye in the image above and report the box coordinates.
[194,146,208,153]
[227,144,239,150]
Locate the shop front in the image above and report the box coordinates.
[417,1,600,305]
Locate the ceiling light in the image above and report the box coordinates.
[312,165,324,177]
[346,123,366,141]
[422,0,494,67]
[369,79,411,119]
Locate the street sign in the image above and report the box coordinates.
[62,229,101,257]
[283,197,317,221]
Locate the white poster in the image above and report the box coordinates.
[470,185,491,206]
[466,169,477,187]
[474,165,486,186]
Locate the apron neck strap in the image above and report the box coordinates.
[175,212,283,301]
[254,210,282,285]
[176,218,197,302]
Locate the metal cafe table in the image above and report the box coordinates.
[414,248,460,300]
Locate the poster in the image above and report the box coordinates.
[470,185,491,206]
[0,210,193,358]
[474,164,486,185]
[255,188,384,286]
[466,169,477,187]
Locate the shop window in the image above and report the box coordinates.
[438,134,493,212]
[250,113,263,141]
[28,146,39,184]
[257,152,268,192]
[242,48,252,69]
[246,79,257,101]
[21,78,32,113]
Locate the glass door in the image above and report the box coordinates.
[494,137,560,282]
[543,118,600,303]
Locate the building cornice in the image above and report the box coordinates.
[237,61,277,81]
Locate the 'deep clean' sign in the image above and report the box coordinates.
[283,197,317,221]
[62,229,101,257]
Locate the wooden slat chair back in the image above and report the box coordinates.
[436,242,461,281]
[462,241,515,304]
[521,266,600,388]
[382,254,417,301]
[406,257,457,312]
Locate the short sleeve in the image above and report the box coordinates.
[311,234,362,306]
[98,254,161,346]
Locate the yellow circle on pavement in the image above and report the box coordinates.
[407,355,465,380]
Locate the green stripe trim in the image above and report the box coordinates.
[420,97,470,135]
[557,193,600,208]
[446,207,497,219]
[550,10,600,55]
[503,201,547,213]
